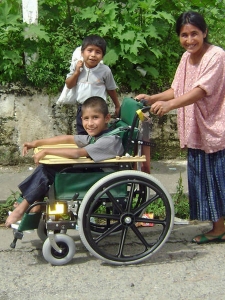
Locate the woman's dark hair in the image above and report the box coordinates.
[176,11,208,42]
[81,35,107,56]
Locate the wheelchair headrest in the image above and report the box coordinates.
[119,97,143,126]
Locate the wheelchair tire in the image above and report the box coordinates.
[42,234,76,265]
[78,170,174,265]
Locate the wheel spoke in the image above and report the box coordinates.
[130,224,150,248]
[126,182,136,212]
[117,227,128,258]
[94,221,122,243]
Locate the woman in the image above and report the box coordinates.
[136,11,225,244]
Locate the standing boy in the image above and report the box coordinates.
[66,35,120,134]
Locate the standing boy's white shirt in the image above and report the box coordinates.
[66,63,117,104]
[71,46,83,62]
[56,46,104,105]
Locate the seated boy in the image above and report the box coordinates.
[5,96,124,227]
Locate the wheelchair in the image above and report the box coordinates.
[10,97,174,266]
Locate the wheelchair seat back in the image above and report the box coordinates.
[108,97,143,154]
[118,97,143,127]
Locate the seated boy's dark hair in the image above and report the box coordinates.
[81,35,107,56]
[82,96,109,116]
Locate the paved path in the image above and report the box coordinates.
[0,221,224,300]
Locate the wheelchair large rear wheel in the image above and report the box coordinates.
[78,170,174,265]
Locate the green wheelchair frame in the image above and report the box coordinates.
[10,97,174,266]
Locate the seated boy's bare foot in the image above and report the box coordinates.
[5,199,29,228]
[5,210,23,227]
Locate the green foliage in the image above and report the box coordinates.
[0,0,224,93]
[79,0,176,91]
[146,174,190,220]
[0,0,49,85]
[172,173,190,220]
[0,190,21,224]
[146,198,167,219]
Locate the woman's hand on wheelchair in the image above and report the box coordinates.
[151,101,172,117]
[135,94,151,103]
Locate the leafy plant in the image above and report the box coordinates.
[172,173,190,220]
[79,0,175,91]
[146,198,166,219]
[0,190,21,224]
[144,174,190,220]
[1,0,225,94]
[0,0,49,85]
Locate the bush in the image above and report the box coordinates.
[1,0,224,94]
[172,174,190,220]
[0,191,21,224]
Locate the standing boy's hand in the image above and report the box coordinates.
[75,60,83,73]
[66,60,83,88]
[115,105,120,117]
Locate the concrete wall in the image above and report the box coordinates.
[0,85,184,165]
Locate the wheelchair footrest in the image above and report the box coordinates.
[10,230,24,249]
[46,220,76,231]
[13,229,24,240]
[17,212,42,231]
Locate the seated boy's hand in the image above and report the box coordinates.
[32,150,46,165]
[22,142,34,156]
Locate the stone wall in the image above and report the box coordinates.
[0,86,184,165]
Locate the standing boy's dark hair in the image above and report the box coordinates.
[81,96,109,116]
[176,11,208,42]
[81,35,107,56]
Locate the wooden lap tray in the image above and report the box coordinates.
[34,144,146,165]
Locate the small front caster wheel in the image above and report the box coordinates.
[42,234,76,265]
